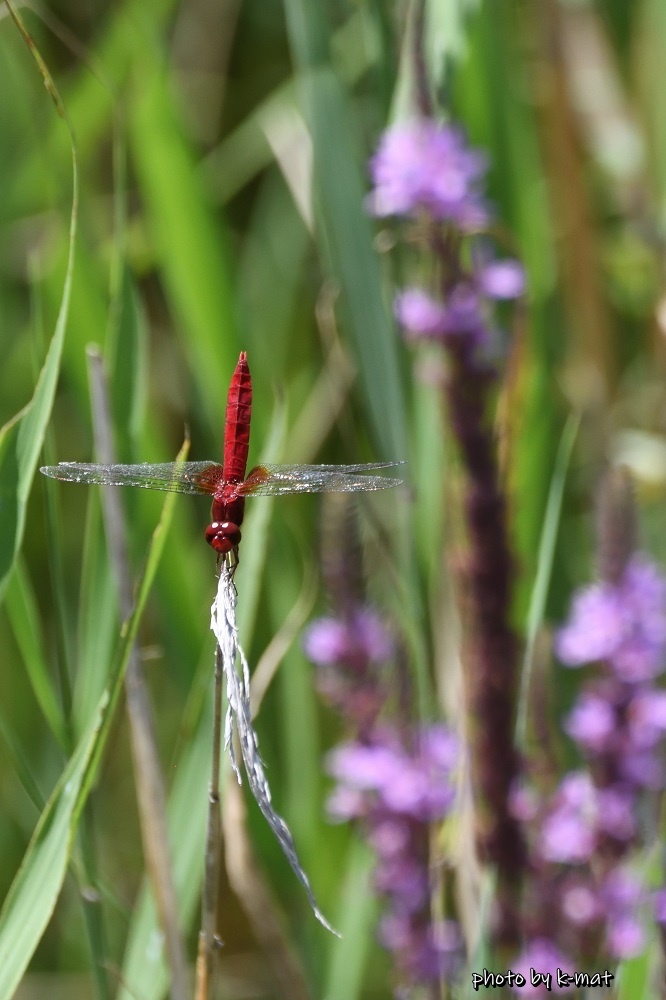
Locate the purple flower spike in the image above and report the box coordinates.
[326,724,460,988]
[368,120,489,227]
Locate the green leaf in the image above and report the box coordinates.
[4,557,67,748]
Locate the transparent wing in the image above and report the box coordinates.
[238,462,405,497]
[39,461,225,497]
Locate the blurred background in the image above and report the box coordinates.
[1,0,666,996]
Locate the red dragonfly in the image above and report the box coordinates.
[41,352,403,565]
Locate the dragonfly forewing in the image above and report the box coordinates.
[239,463,405,496]
[39,461,225,497]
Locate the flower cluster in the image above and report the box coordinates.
[304,601,463,991]
[368,120,489,227]
[557,554,666,685]
[303,607,393,734]
[327,726,462,987]
[369,119,524,352]
[394,257,524,350]
[510,550,666,981]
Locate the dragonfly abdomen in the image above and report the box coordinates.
[223,351,252,482]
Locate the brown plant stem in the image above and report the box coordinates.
[444,338,525,949]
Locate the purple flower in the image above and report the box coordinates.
[478,258,525,299]
[619,745,665,790]
[394,289,448,338]
[560,880,600,925]
[375,856,429,911]
[556,587,625,667]
[628,689,666,748]
[539,808,596,864]
[437,284,487,338]
[327,740,401,792]
[368,818,410,857]
[595,787,636,841]
[556,555,666,682]
[368,120,489,227]
[327,726,458,822]
[564,691,616,752]
[607,915,645,958]
[326,784,367,821]
[379,914,462,983]
[537,773,597,863]
[601,867,642,910]
[512,939,575,995]
[509,780,540,822]
[303,608,393,670]
[394,283,492,351]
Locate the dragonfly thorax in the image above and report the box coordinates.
[208,493,245,556]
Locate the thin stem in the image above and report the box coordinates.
[411,0,432,118]
[87,348,189,1000]
[78,809,112,1000]
[195,642,224,1000]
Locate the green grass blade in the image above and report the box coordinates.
[0,712,45,813]
[516,414,579,748]
[0,4,78,603]
[323,841,377,1000]
[73,504,118,737]
[0,691,107,999]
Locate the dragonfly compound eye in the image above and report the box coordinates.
[205,521,242,554]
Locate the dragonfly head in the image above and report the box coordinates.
[205,520,242,555]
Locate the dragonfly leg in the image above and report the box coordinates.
[226,546,240,579]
